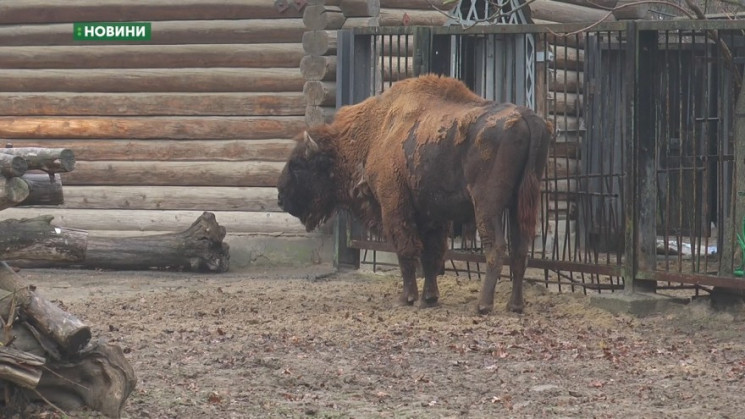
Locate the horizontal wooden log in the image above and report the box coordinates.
[379,36,414,57]
[552,46,585,71]
[302,30,338,56]
[379,0,456,8]
[378,8,449,26]
[0,0,304,24]
[547,115,581,133]
[4,139,295,162]
[0,209,308,235]
[0,216,87,262]
[545,31,586,49]
[59,186,282,212]
[0,20,307,46]
[551,141,580,159]
[0,116,306,140]
[549,70,583,93]
[1,177,30,210]
[530,0,614,23]
[304,81,337,106]
[548,92,581,116]
[0,92,306,117]
[547,157,580,178]
[300,55,337,81]
[380,56,414,82]
[1,148,75,173]
[0,68,305,93]
[0,153,27,177]
[340,0,380,17]
[0,44,304,69]
[304,5,346,30]
[545,178,579,200]
[305,106,336,127]
[62,161,284,187]
[341,16,380,28]
[18,173,64,206]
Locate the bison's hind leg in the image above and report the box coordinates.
[419,225,449,308]
[507,206,530,313]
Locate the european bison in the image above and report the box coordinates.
[278,75,552,313]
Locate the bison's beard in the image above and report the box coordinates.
[299,199,335,232]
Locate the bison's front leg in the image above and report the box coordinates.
[397,255,419,305]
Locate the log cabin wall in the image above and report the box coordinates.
[0,0,311,238]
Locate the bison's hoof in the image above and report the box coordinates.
[420,296,439,308]
[477,304,493,315]
[507,302,524,314]
[400,294,417,306]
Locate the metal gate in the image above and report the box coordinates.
[334,20,745,295]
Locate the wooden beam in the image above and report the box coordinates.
[0,116,306,140]
[340,0,380,17]
[0,177,30,211]
[302,30,338,56]
[62,161,285,187]
[0,0,305,25]
[303,81,337,106]
[3,139,296,162]
[18,173,64,207]
[0,44,305,69]
[300,55,337,81]
[303,5,346,30]
[0,20,307,46]
[0,208,309,235]
[0,92,306,117]
[59,186,282,212]
[378,8,449,26]
[0,68,305,93]
[0,153,27,177]
[305,106,336,127]
[1,148,75,172]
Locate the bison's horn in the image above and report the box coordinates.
[304,131,320,153]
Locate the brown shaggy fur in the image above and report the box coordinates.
[277,75,552,313]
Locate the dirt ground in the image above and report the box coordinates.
[13,265,745,418]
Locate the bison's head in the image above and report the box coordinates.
[277,131,337,231]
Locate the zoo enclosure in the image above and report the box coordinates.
[335,19,745,294]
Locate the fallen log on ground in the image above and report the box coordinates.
[7,212,230,272]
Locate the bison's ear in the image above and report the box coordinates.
[303,131,320,157]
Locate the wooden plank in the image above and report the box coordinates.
[0,68,305,92]
[0,116,306,140]
[0,208,307,235]
[0,20,307,46]
[0,44,305,69]
[0,0,304,24]
[59,186,282,212]
[0,92,306,116]
[62,161,284,187]
[2,139,296,162]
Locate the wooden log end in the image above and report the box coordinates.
[58,148,76,172]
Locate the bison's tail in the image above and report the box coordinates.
[516,111,552,240]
